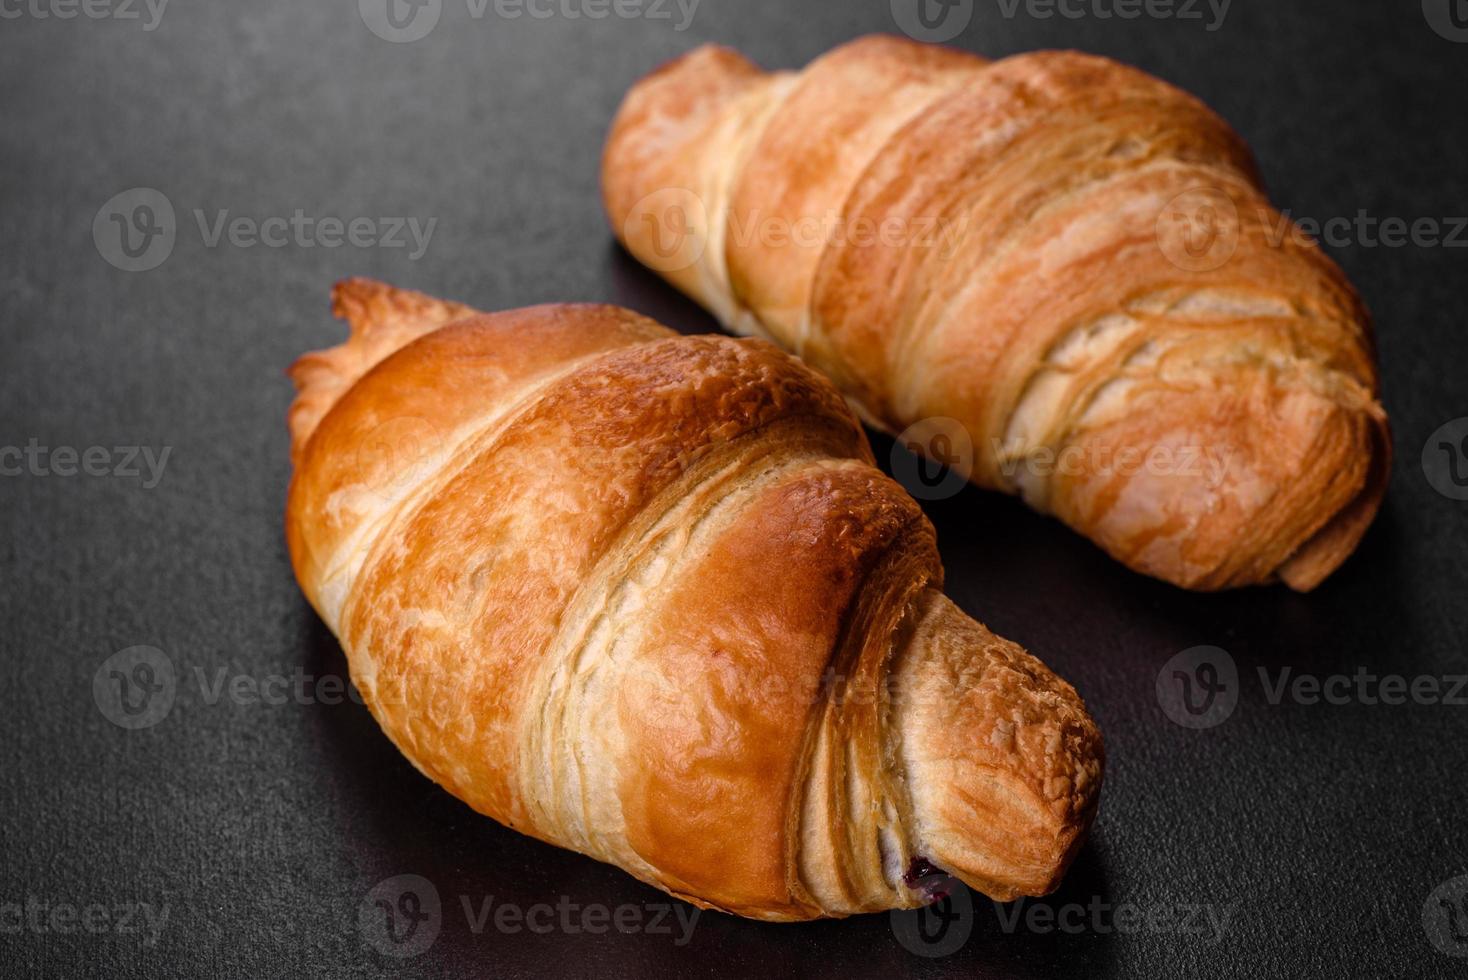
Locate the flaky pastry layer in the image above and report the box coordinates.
[602,36,1390,590]
[285,279,1102,920]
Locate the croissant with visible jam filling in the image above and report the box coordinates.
[285,278,1102,920]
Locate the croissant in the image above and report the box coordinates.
[602,35,1390,591]
[285,278,1102,921]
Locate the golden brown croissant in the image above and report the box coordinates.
[285,278,1102,921]
[603,35,1390,591]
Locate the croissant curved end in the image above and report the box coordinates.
[1276,407,1392,591]
[1040,373,1391,591]
[895,592,1103,901]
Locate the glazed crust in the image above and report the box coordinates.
[285,279,1103,920]
[602,35,1391,591]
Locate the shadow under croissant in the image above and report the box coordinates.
[297,611,709,960]
[603,240,722,340]
[1069,488,1410,683]
[295,602,1116,967]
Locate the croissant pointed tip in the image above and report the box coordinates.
[287,279,481,467]
[329,276,395,331]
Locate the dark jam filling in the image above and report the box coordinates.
[903,856,954,903]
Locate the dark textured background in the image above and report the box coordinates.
[3,0,1466,976]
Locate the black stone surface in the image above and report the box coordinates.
[2,1,1466,977]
